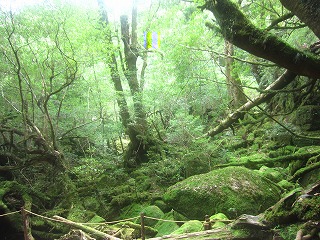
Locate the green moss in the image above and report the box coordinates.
[153,200,171,213]
[164,166,281,219]
[212,221,226,229]
[82,197,100,212]
[269,146,296,158]
[115,221,158,238]
[171,220,203,234]
[296,145,320,154]
[142,205,165,227]
[277,180,295,191]
[154,211,179,237]
[88,215,105,223]
[119,203,144,220]
[210,212,229,221]
[110,192,136,208]
[294,105,320,131]
[275,224,301,240]
[288,160,305,175]
[210,213,228,228]
[263,188,302,224]
[231,228,251,238]
[257,166,283,182]
[228,152,266,164]
[67,207,95,222]
[295,196,320,220]
[172,210,189,222]
[120,204,165,227]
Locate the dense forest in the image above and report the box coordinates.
[0,0,319,239]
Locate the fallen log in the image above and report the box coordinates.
[52,216,121,240]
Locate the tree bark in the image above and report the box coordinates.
[203,0,320,78]
[120,14,147,123]
[279,0,320,39]
[97,0,151,166]
[120,12,150,166]
[97,0,131,129]
[224,40,247,109]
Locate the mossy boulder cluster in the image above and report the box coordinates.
[164,166,281,219]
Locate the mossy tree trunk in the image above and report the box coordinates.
[120,12,151,167]
[224,40,247,109]
[202,0,320,79]
[97,0,152,167]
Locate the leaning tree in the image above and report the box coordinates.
[200,0,320,137]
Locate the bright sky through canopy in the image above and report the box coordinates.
[0,0,151,18]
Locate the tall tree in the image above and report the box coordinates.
[224,40,247,109]
[97,0,151,167]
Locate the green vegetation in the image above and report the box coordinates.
[171,220,203,234]
[163,166,281,219]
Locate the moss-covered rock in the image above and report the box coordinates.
[171,220,203,235]
[256,166,283,182]
[142,205,165,227]
[119,203,144,220]
[119,203,165,227]
[300,168,320,187]
[154,211,179,237]
[210,212,229,221]
[110,192,136,208]
[164,166,281,219]
[264,183,320,226]
[210,213,229,229]
[153,199,171,213]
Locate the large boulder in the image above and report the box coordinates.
[163,166,281,219]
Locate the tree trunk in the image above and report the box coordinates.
[279,0,320,39]
[120,14,147,124]
[225,40,247,109]
[97,0,131,129]
[120,9,151,167]
[97,0,151,167]
[203,0,320,78]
